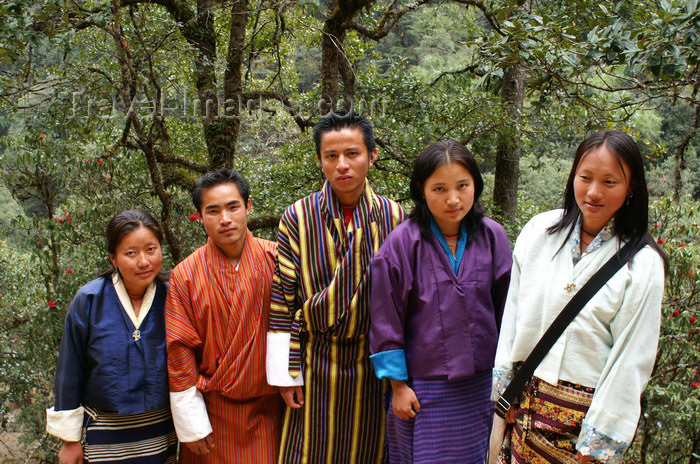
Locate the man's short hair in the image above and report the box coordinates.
[313,110,376,158]
[192,168,250,213]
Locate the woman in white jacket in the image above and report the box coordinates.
[490,130,667,464]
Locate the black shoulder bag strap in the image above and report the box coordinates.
[494,241,634,419]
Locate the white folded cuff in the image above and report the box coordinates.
[169,386,213,443]
[46,406,84,442]
[266,332,304,387]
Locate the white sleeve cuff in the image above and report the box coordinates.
[266,332,304,387]
[46,406,84,442]
[169,386,213,443]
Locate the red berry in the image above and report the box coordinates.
[673,310,680,317]
[66,269,73,274]
[48,301,57,307]
[98,160,104,165]
[189,214,198,221]
[657,239,664,244]
[690,316,697,323]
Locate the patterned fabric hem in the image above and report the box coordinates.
[577,420,629,464]
[83,406,177,463]
[491,368,515,401]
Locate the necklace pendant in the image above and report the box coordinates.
[132,329,141,341]
[564,283,576,292]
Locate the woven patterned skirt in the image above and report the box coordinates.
[499,377,602,464]
[82,406,176,463]
[386,370,492,464]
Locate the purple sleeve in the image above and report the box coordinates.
[369,241,413,355]
[488,220,513,331]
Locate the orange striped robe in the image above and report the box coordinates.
[166,232,284,463]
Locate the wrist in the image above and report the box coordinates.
[390,380,408,391]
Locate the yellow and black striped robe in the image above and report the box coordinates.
[269,181,405,463]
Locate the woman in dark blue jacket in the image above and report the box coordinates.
[46,210,176,463]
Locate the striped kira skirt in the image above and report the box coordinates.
[82,406,177,463]
[499,377,602,464]
[385,370,493,464]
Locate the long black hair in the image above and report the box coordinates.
[98,209,169,281]
[409,140,484,243]
[547,130,667,268]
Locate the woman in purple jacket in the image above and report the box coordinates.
[369,140,512,464]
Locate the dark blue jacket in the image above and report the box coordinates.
[54,277,169,414]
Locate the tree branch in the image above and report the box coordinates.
[241,91,316,130]
[452,0,504,36]
[116,0,194,25]
[429,64,480,86]
[351,0,429,41]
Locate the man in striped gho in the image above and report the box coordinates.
[266,110,405,463]
[165,169,284,463]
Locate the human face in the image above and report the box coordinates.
[573,144,631,234]
[422,162,475,235]
[109,226,162,296]
[198,182,251,259]
[319,127,377,206]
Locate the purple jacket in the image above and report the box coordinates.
[369,217,512,380]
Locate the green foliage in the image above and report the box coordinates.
[625,196,700,463]
[0,184,24,248]
[517,152,571,210]
[481,171,548,243]
[0,0,699,460]
[585,0,700,81]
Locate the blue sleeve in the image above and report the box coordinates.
[370,349,409,380]
[54,287,94,411]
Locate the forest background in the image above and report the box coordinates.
[0,0,698,462]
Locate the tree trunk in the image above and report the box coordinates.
[184,1,241,169]
[320,0,374,114]
[493,63,524,222]
[208,0,249,169]
[321,0,344,114]
[672,99,699,202]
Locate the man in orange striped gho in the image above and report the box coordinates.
[165,168,284,463]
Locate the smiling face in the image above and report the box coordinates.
[573,144,632,234]
[422,162,475,235]
[109,226,162,296]
[319,127,378,206]
[198,182,251,260]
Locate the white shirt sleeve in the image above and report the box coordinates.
[577,248,665,459]
[46,406,84,442]
[266,332,304,387]
[169,386,213,443]
[491,219,526,401]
